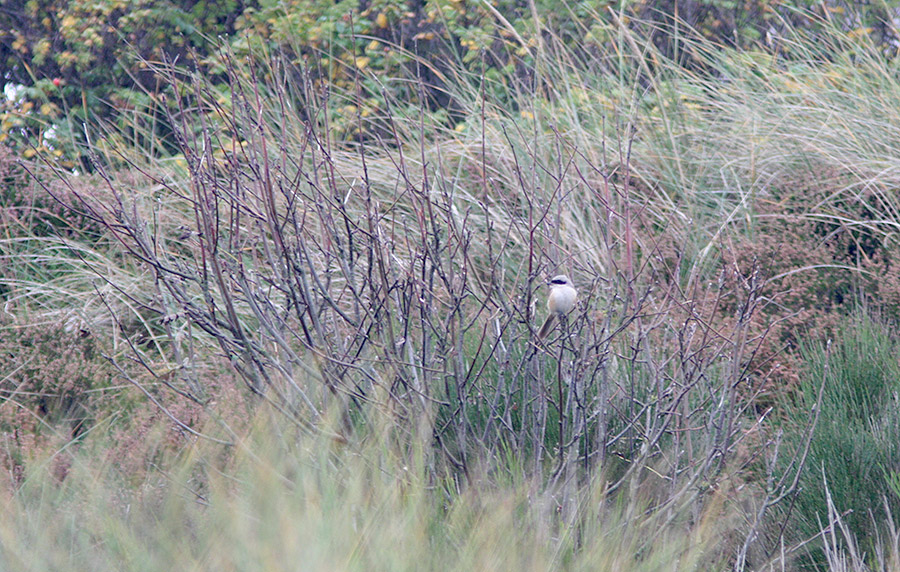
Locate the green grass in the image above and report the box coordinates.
[781,312,900,568]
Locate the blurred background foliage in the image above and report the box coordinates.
[1,0,897,168]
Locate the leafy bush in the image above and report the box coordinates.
[4,0,897,166]
[0,0,253,166]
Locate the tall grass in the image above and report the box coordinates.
[0,406,729,572]
[628,11,900,245]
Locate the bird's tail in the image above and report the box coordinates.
[538,314,557,339]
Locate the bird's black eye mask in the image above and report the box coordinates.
[550,279,566,285]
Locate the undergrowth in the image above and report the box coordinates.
[3,6,900,570]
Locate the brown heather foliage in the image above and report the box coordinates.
[713,165,900,403]
[0,148,254,490]
[101,371,246,488]
[0,150,106,242]
[0,320,109,487]
[0,323,246,491]
[0,321,109,435]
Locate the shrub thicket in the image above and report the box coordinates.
[4,2,900,570]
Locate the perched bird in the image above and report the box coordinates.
[538,275,577,339]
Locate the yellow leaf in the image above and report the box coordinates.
[23,148,36,158]
[376,12,388,29]
[355,56,370,70]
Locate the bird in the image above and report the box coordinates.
[538,275,577,339]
